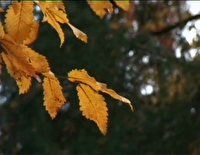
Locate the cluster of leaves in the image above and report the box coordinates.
[0,1,133,135]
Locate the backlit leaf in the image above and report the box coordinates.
[114,1,130,11]
[97,82,133,111]
[87,1,113,18]
[68,69,102,91]
[0,34,35,76]
[77,84,108,135]
[0,22,5,38]
[5,1,34,44]
[12,1,19,14]
[68,69,133,110]
[68,23,88,43]
[23,21,40,45]
[43,76,66,119]
[0,7,4,12]
[37,1,68,46]
[22,46,50,73]
[1,52,32,94]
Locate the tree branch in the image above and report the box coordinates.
[151,14,200,36]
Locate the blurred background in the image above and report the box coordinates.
[0,0,200,154]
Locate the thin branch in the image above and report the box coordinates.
[151,14,200,36]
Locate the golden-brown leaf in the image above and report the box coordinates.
[68,23,88,43]
[1,52,32,94]
[0,22,5,38]
[22,46,50,73]
[44,1,66,13]
[37,1,68,46]
[12,1,19,14]
[87,1,113,18]
[5,2,34,44]
[0,7,4,12]
[37,1,87,44]
[0,34,35,76]
[68,69,102,91]
[68,69,133,110]
[114,1,130,11]
[23,21,40,45]
[46,11,65,46]
[42,71,57,80]
[77,84,108,135]
[43,77,66,119]
[97,82,133,111]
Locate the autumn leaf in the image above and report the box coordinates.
[68,23,88,43]
[5,1,34,44]
[0,34,35,76]
[114,1,130,11]
[12,1,19,14]
[0,7,4,12]
[96,82,133,111]
[1,52,32,94]
[0,22,5,38]
[68,69,102,90]
[22,46,50,73]
[43,76,66,119]
[23,21,40,45]
[87,1,113,18]
[37,1,68,46]
[43,1,66,13]
[68,69,133,110]
[77,84,108,135]
[37,1,87,45]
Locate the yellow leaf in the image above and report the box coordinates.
[37,1,69,46]
[47,8,69,24]
[23,21,40,45]
[68,23,88,43]
[68,69,102,91]
[5,2,34,44]
[97,82,133,111]
[87,1,113,18]
[44,1,66,12]
[22,46,50,73]
[55,1,66,12]
[1,52,32,94]
[0,34,35,76]
[68,69,133,111]
[77,84,108,135]
[114,1,130,11]
[43,71,57,80]
[0,22,5,38]
[43,77,66,119]
[0,7,4,12]
[12,1,19,14]
[37,1,87,44]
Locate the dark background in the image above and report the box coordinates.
[0,1,200,154]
